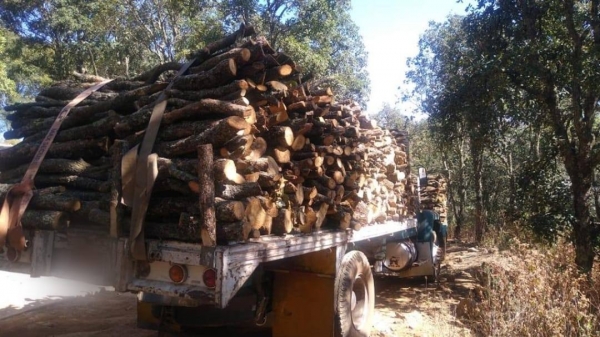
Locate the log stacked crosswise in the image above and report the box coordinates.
[419,174,448,223]
[0,27,414,244]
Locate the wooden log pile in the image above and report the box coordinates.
[418,174,448,223]
[0,27,413,244]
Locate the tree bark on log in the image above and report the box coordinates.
[165,80,248,102]
[5,110,111,140]
[28,194,81,212]
[158,120,220,141]
[29,113,121,143]
[217,221,246,244]
[217,182,262,200]
[0,138,110,170]
[263,126,294,148]
[172,58,237,91]
[0,158,97,181]
[26,175,109,192]
[162,99,255,124]
[215,199,245,222]
[235,156,279,176]
[132,61,182,84]
[190,48,251,74]
[22,210,69,230]
[198,144,216,246]
[155,116,250,157]
[188,24,256,62]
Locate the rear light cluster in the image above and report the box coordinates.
[166,264,216,288]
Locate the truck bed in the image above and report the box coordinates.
[1,220,417,309]
[128,219,418,308]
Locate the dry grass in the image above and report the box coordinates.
[457,237,599,337]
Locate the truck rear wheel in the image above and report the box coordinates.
[334,250,374,337]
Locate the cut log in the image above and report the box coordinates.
[271,208,293,235]
[221,135,254,158]
[235,157,279,176]
[172,58,237,91]
[5,106,113,140]
[265,65,293,81]
[217,182,262,200]
[257,172,281,189]
[237,62,265,78]
[271,146,291,164]
[0,158,95,181]
[189,24,256,61]
[291,134,306,151]
[29,194,81,212]
[25,175,109,192]
[132,61,182,84]
[213,158,241,183]
[0,138,110,170]
[162,99,255,124]
[156,117,250,157]
[217,221,246,244]
[304,206,317,231]
[190,48,251,74]
[264,126,294,148]
[159,120,220,141]
[244,137,267,161]
[23,113,121,144]
[22,210,69,230]
[314,203,330,229]
[165,80,248,101]
[215,199,245,222]
[198,144,216,246]
[245,197,267,230]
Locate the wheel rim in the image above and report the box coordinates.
[351,274,368,331]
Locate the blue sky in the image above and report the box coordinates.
[350,0,473,115]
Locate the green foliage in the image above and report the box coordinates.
[218,0,370,105]
[406,1,600,270]
[0,0,370,142]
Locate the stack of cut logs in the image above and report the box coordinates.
[0,26,412,243]
[419,174,448,223]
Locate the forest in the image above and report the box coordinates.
[0,1,599,334]
[0,0,598,267]
[372,0,600,274]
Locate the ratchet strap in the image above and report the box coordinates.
[0,79,113,252]
[122,59,196,261]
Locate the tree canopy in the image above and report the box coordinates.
[406,0,600,272]
[0,0,370,111]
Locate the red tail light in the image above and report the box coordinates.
[203,268,216,288]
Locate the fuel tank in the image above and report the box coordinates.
[383,241,417,271]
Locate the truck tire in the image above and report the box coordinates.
[334,250,374,337]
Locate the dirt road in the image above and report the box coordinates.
[0,243,493,336]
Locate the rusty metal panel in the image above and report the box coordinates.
[146,240,216,267]
[128,278,214,304]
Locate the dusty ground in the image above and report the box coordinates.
[0,242,497,336]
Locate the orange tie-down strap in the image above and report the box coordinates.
[0,79,113,252]
[122,58,196,261]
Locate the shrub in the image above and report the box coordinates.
[458,239,599,337]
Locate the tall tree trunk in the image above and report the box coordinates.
[471,139,485,243]
[570,175,595,272]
